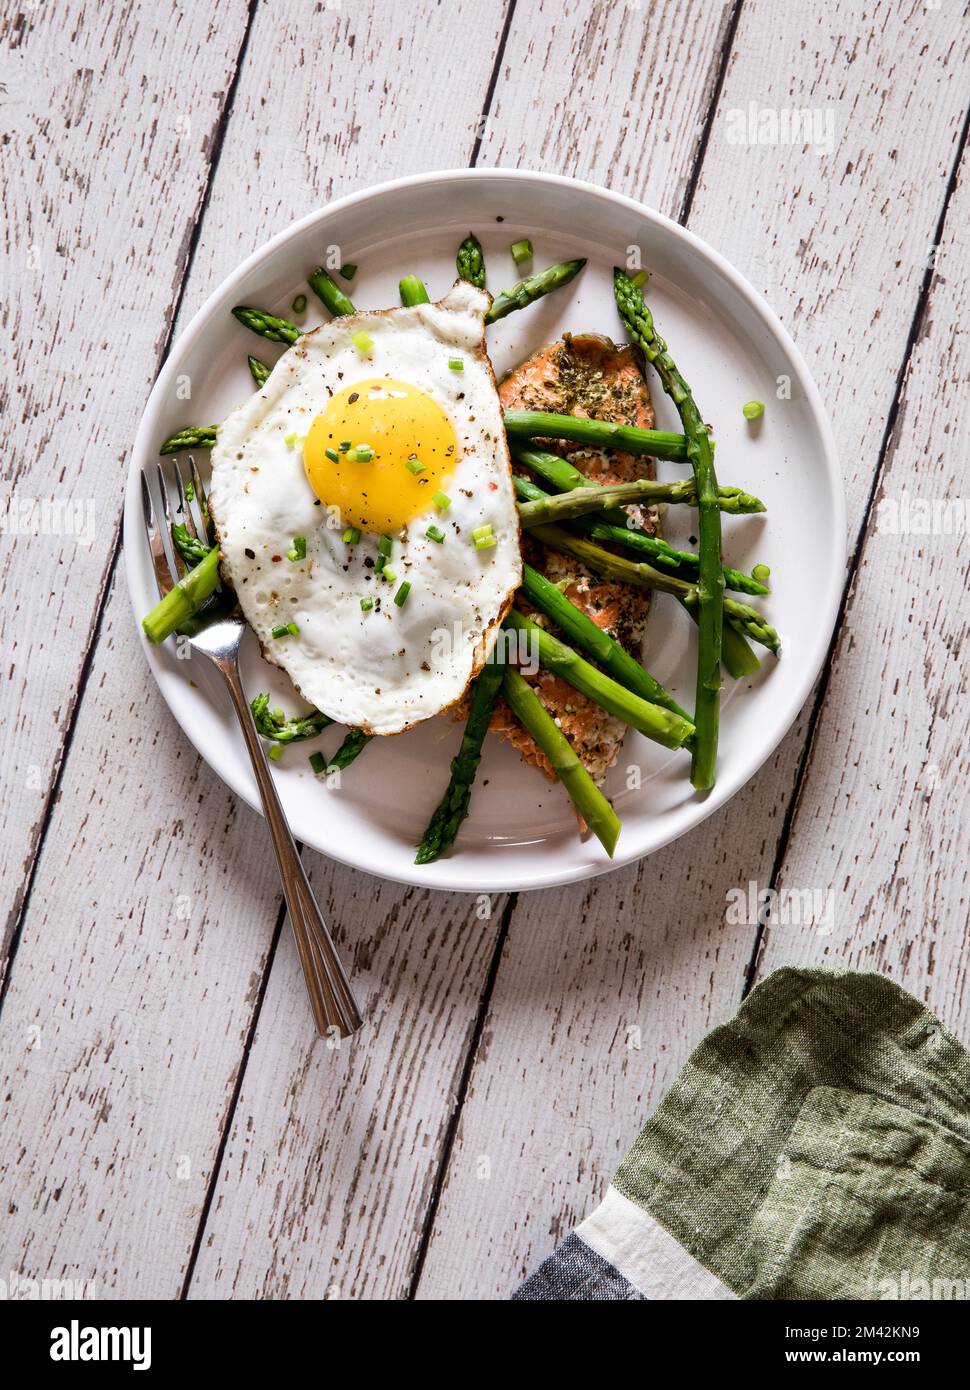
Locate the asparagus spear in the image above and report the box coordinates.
[250,693,332,743]
[503,611,693,750]
[456,233,486,289]
[501,667,620,857]
[232,306,300,345]
[515,471,766,521]
[248,355,271,388]
[160,425,218,455]
[519,564,690,720]
[399,276,430,306]
[171,521,211,568]
[415,659,504,863]
[504,410,688,461]
[307,266,356,317]
[486,259,587,323]
[327,728,372,773]
[512,475,769,595]
[614,268,724,788]
[142,546,222,644]
[530,525,780,654]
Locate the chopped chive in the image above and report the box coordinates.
[308,750,327,774]
[346,445,374,463]
[287,620,299,636]
[268,744,283,762]
[510,238,533,266]
[471,524,493,540]
[378,535,393,557]
[374,552,386,574]
[291,293,308,313]
[448,356,464,371]
[742,399,765,420]
[474,534,497,550]
[287,536,307,561]
[271,620,300,639]
[394,581,411,607]
[339,440,351,452]
[360,596,374,612]
[405,457,425,475]
[631,269,650,288]
[352,329,374,354]
[340,264,358,281]
[752,563,771,581]
[382,566,398,583]
[343,526,361,545]
[433,490,452,511]
[325,446,340,463]
[283,431,304,448]
[425,524,445,543]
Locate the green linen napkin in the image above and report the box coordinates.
[515,968,970,1300]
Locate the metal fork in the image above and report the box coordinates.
[141,458,363,1039]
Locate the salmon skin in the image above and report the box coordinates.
[494,333,659,785]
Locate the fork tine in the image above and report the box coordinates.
[173,459,198,543]
[141,470,177,598]
[189,456,212,543]
[156,462,187,580]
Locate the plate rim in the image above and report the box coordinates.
[125,166,846,893]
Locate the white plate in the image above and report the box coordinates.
[125,169,844,894]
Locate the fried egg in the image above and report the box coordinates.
[209,282,521,735]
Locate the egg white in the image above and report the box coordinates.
[209,283,522,735]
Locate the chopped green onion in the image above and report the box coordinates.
[631,269,650,289]
[360,596,374,612]
[510,238,533,266]
[425,524,445,544]
[352,330,373,354]
[346,445,374,463]
[268,744,283,762]
[325,446,340,463]
[340,264,358,281]
[308,750,327,774]
[474,534,497,550]
[343,526,361,545]
[378,535,393,557]
[471,524,493,540]
[271,621,300,639]
[752,563,771,581]
[405,457,425,475]
[287,536,307,561]
[433,490,452,511]
[283,431,303,448]
[448,356,464,372]
[375,553,386,574]
[339,440,351,452]
[394,581,411,607]
[382,566,398,583]
[742,399,765,420]
[291,293,308,314]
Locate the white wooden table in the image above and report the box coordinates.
[1,0,967,1301]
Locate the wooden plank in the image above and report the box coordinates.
[0,0,508,1298]
[752,145,970,1025]
[180,0,740,1300]
[415,0,970,1299]
[474,0,736,212]
[188,870,507,1300]
[0,0,251,961]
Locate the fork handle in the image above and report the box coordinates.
[217,655,363,1039]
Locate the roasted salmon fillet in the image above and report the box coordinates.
[493,333,659,785]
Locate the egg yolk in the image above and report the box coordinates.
[303,378,458,533]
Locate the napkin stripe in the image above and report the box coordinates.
[577,1185,736,1299]
[513,1186,736,1300]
